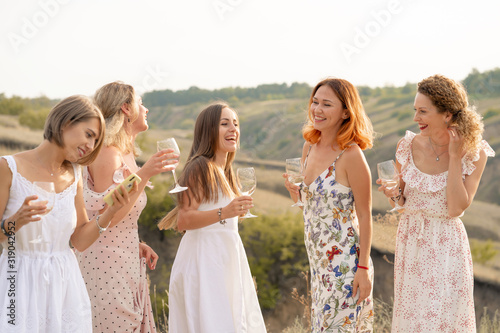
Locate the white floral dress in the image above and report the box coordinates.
[302,146,374,333]
[392,131,495,333]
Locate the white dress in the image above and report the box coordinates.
[0,156,92,333]
[391,131,495,332]
[168,192,267,333]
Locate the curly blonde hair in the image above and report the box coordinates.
[418,75,484,156]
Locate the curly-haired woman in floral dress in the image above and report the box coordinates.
[378,75,495,333]
[284,78,375,332]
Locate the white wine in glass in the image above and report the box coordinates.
[377,160,403,212]
[237,167,257,218]
[30,181,55,244]
[157,138,188,194]
[286,158,304,207]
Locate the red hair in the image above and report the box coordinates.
[302,78,374,150]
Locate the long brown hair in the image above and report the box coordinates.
[302,78,374,150]
[158,102,240,231]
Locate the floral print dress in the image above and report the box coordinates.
[392,131,495,333]
[302,146,374,333]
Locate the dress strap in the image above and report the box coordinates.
[303,144,313,169]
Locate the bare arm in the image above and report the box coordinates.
[447,128,488,217]
[0,159,46,241]
[89,146,178,227]
[70,177,135,252]
[177,188,253,232]
[344,146,373,305]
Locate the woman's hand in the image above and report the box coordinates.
[225,196,254,218]
[141,149,179,179]
[447,126,465,159]
[352,268,372,305]
[282,173,300,195]
[106,182,138,215]
[376,178,400,199]
[9,195,47,232]
[139,242,158,270]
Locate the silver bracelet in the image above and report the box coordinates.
[218,207,226,226]
[95,215,111,235]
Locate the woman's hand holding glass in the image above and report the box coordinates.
[285,158,304,207]
[236,167,257,218]
[144,147,179,179]
[224,196,254,219]
[377,160,403,212]
[157,138,188,193]
[29,181,55,243]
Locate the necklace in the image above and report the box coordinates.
[36,153,63,176]
[429,137,448,161]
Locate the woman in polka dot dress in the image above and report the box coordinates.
[378,75,495,332]
[76,82,178,332]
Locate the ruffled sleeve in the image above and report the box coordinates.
[396,131,416,169]
[398,131,448,193]
[462,140,496,177]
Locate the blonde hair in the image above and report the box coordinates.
[93,81,139,155]
[158,103,240,231]
[43,95,105,165]
[302,78,374,150]
[418,75,484,156]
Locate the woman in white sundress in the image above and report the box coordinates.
[0,95,134,333]
[378,75,495,332]
[159,102,267,333]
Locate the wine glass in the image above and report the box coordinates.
[377,160,403,212]
[236,167,258,218]
[29,181,56,244]
[286,158,304,207]
[157,138,188,194]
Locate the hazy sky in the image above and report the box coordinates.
[1,0,499,99]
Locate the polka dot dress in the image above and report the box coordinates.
[391,131,495,333]
[76,163,156,333]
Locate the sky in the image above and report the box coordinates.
[1,0,499,99]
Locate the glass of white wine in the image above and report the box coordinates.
[377,160,403,212]
[30,181,55,244]
[286,158,304,207]
[237,167,257,218]
[157,138,188,194]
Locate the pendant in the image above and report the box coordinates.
[436,157,439,161]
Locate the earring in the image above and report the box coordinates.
[127,118,130,123]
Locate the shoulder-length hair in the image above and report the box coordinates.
[302,78,374,150]
[43,95,105,165]
[93,81,139,155]
[158,102,240,231]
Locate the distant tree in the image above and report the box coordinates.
[0,96,25,115]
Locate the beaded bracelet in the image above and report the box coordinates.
[218,208,226,225]
[1,220,10,236]
[95,215,111,235]
[358,265,369,270]
[390,187,403,202]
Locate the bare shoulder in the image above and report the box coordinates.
[91,146,122,170]
[343,144,365,161]
[0,158,12,176]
